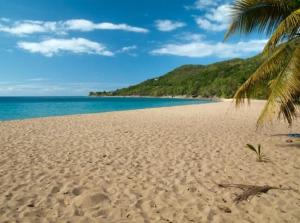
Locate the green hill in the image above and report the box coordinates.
[90,55,266,98]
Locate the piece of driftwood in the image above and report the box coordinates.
[218,183,292,203]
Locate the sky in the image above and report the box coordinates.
[0,0,268,96]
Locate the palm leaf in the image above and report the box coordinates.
[246,144,258,154]
[257,44,300,125]
[277,98,298,125]
[277,45,300,124]
[226,0,300,125]
[225,0,294,40]
[264,8,300,54]
[234,42,293,106]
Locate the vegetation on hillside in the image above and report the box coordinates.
[90,55,267,98]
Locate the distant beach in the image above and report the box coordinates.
[0,101,299,222]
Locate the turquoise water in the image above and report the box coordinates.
[0,96,213,121]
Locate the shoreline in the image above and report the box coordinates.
[89,94,220,101]
[89,95,268,103]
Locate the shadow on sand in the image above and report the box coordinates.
[275,143,300,149]
[270,133,300,149]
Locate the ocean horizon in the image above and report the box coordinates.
[0,96,213,121]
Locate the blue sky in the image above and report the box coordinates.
[0,0,267,96]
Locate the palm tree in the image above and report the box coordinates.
[225,0,300,126]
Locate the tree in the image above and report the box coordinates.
[225,0,300,126]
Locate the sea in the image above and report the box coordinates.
[0,96,213,121]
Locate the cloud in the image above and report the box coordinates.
[175,32,205,42]
[194,0,219,9]
[0,81,126,96]
[120,45,137,52]
[155,20,186,32]
[0,20,59,35]
[185,0,225,10]
[151,39,267,58]
[17,38,114,57]
[117,45,138,57]
[64,19,149,33]
[0,19,149,36]
[195,4,231,31]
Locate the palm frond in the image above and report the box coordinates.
[226,0,300,125]
[264,8,300,54]
[277,98,298,125]
[277,45,300,125]
[234,42,293,106]
[257,45,300,125]
[225,0,294,40]
[218,183,291,203]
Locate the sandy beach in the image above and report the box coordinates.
[0,100,299,223]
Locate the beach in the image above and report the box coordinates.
[0,100,299,223]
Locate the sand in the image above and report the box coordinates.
[0,100,299,223]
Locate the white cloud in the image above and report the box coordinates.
[117,45,138,57]
[151,39,267,58]
[0,81,126,96]
[121,45,137,52]
[64,19,95,31]
[155,20,186,32]
[176,32,205,42]
[0,21,58,35]
[17,38,114,57]
[64,19,149,33]
[194,0,219,9]
[185,0,226,10]
[0,19,149,36]
[195,4,231,31]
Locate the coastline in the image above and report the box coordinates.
[89,94,219,100]
[89,95,267,103]
[0,101,299,222]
